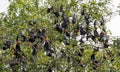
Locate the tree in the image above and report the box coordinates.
[0,0,120,72]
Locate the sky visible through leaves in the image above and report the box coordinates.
[0,0,120,36]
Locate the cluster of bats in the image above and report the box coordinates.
[2,5,113,72]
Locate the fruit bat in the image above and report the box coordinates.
[47,7,54,13]
[72,14,76,24]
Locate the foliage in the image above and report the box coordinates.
[0,0,120,72]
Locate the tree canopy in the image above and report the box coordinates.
[0,0,120,72]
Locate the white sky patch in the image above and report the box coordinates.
[0,0,120,36]
[106,0,120,36]
[0,0,10,13]
[107,15,120,36]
